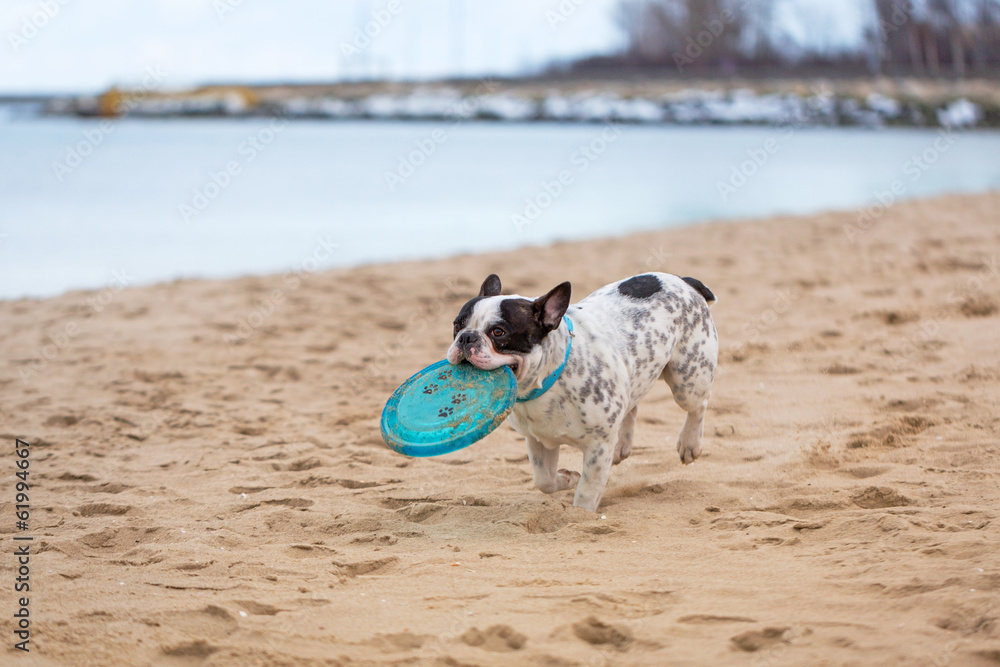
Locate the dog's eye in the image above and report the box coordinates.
[490,327,506,338]
[453,322,461,333]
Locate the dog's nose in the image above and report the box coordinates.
[457,331,478,349]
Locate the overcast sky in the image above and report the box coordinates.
[1,0,869,94]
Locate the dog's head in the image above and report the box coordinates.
[447,274,571,380]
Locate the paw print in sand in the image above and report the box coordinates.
[451,393,467,405]
[422,383,440,395]
[437,371,451,381]
[438,406,454,418]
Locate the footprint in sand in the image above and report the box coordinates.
[517,501,593,534]
[75,503,132,517]
[572,616,632,650]
[262,498,314,508]
[678,614,757,624]
[232,600,282,616]
[332,556,398,578]
[847,416,932,449]
[461,625,527,652]
[173,561,214,571]
[335,478,383,489]
[285,544,337,559]
[79,526,165,550]
[287,456,324,471]
[44,414,81,427]
[80,527,120,549]
[366,631,430,652]
[838,465,890,479]
[57,472,98,482]
[160,639,219,659]
[87,482,131,494]
[851,486,912,509]
[153,605,238,640]
[730,626,793,652]
[228,485,273,494]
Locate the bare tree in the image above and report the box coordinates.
[872,0,922,73]
[615,0,755,68]
[611,0,1000,75]
[971,0,1000,74]
[869,0,1000,77]
[928,0,963,76]
[739,0,776,60]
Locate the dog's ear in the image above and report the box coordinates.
[478,274,502,297]
[533,282,571,331]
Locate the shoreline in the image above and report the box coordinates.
[1,191,998,665]
[5,187,1000,305]
[25,76,1000,128]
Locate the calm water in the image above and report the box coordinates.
[2,113,999,300]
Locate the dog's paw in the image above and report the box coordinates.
[612,442,632,465]
[557,469,581,491]
[677,440,702,464]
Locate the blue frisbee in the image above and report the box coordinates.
[381,360,517,457]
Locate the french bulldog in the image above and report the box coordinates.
[447,273,718,511]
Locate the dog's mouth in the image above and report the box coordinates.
[454,344,522,377]
[464,357,520,377]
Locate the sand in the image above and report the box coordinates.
[1,192,999,666]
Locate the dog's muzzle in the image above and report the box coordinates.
[456,331,479,350]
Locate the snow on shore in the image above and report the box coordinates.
[44,87,992,129]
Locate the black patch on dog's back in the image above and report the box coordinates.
[618,274,662,299]
[682,277,716,304]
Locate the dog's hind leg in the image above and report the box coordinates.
[613,407,637,465]
[662,361,713,465]
[675,398,708,464]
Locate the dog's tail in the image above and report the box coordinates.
[682,277,717,306]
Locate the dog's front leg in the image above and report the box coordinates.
[573,442,614,511]
[527,436,580,494]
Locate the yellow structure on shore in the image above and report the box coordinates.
[95,85,259,117]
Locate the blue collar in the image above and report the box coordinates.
[516,316,573,403]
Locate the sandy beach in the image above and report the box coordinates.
[2,191,999,666]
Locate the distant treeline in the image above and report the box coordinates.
[569,0,1000,78]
